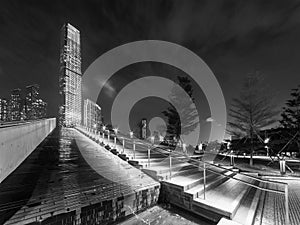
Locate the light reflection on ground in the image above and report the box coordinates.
[118,205,215,225]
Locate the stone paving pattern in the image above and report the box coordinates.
[0,128,160,225]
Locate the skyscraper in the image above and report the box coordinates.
[0,98,8,122]
[10,88,22,121]
[25,84,39,119]
[35,99,47,119]
[83,99,102,129]
[59,23,82,127]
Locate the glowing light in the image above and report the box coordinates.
[150,136,155,144]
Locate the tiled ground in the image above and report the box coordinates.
[0,128,159,225]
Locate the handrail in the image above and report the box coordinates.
[80,126,288,185]
[78,126,291,225]
[79,126,288,190]
[151,145,288,186]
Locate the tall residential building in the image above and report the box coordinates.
[35,99,47,119]
[83,99,102,129]
[25,84,39,119]
[141,118,147,139]
[10,88,22,121]
[59,23,82,127]
[25,84,47,120]
[0,98,8,122]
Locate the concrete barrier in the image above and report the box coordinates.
[0,118,56,183]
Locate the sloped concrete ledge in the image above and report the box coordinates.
[0,118,56,183]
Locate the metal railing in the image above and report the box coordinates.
[78,126,290,225]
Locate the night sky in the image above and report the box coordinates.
[0,0,300,134]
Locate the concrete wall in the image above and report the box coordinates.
[0,118,56,183]
[40,185,161,224]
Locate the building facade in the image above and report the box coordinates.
[25,84,39,120]
[35,99,47,119]
[0,98,8,122]
[141,118,147,139]
[10,89,22,121]
[59,23,82,127]
[83,99,102,129]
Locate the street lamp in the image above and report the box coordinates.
[107,130,110,143]
[148,136,155,167]
[129,131,135,159]
[230,150,234,166]
[182,143,187,154]
[150,136,155,145]
[122,137,125,153]
[113,128,118,148]
[102,125,106,141]
[264,138,270,157]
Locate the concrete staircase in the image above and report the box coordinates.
[81,129,296,225]
[95,140,262,224]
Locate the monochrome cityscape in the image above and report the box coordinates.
[0,1,299,225]
[0,84,47,122]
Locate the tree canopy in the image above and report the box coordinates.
[227,72,279,165]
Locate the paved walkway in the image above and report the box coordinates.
[253,179,300,225]
[118,205,214,225]
[75,128,159,191]
[1,128,159,225]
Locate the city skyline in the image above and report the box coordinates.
[0,2,299,225]
[0,84,47,122]
[0,0,300,121]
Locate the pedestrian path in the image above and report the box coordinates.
[1,128,159,225]
[79,127,298,225]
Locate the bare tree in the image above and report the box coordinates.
[280,85,300,156]
[227,72,278,166]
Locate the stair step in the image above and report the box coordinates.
[185,171,234,199]
[173,167,201,177]
[142,163,195,180]
[194,176,254,219]
[164,170,206,191]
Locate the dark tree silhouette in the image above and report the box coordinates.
[280,85,300,156]
[227,72,278,166]
[163,76,199,145]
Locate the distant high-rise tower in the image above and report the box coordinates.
[141,118,147,139]
[0,98,8,122]
[25,84,39,119]
[10,88,22,121]
[83,99,102,130]
[59,23,82,127]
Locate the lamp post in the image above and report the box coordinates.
[102,126,106,141]
[113,128,118,148]
[182,143,187,154]
[107,130,110,144]
[130,131,135,159]
[148,136,155,167]
[230,150,234,166]
[264,137,270,157]
[92,124,97,140]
